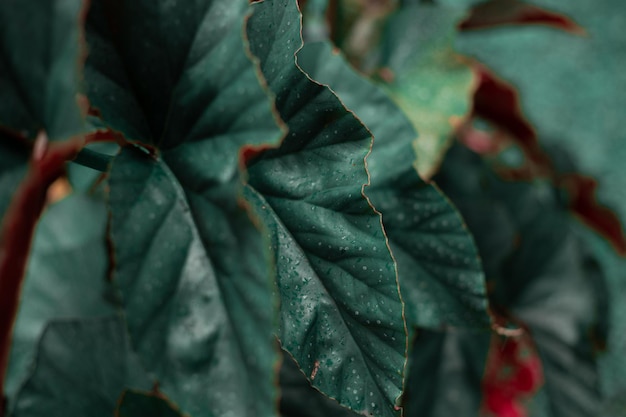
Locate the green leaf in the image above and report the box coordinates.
[458,3,626,411]
[436,144,608,417]
[86,2,285,416]
[246,1,405,416]
[0,139,29,221]
[280,349,362,417]
[0,0,86,140]
[403,329,490,417]
[5,194,116,406]
[108,147,278,417]
[297,41,489,329]
[85,0,282,152]
[13,316,152,417]
[376,2,475,179]
[373,180,488,329]
[506,218,605,417]
[116,391,185,417]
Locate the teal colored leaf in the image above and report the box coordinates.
[5,194,116,407]
[436,144,608,417]
[13,316,152,417]
[108,147,278,417]
[457,8,626,412]
[376,1,476,179]
[505,216,605,417]
[297,41,489,330]
[85,0,282,152]
[403,329,490,417]
[246,1,405,416]
[304,1,477,180]
[0,139,28,221]
[0,0,86,140]
[116,391,185,417]
[280,349,361,417]
[86,2,284,416]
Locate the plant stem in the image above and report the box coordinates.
[0,129,124,410]
[0,133,84,408]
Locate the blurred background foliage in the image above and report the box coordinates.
[293,0,626,416]
[2,0,624,416]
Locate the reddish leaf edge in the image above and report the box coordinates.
[458,64,626,257]
[295,40,409,413]
[246,1,408,411]
[459,0,586,35]
[0,129,121,416]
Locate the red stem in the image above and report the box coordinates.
[0,129,120,414]
[0,134,82,412]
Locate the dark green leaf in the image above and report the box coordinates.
[246,1,405,416]
[436,143,608,417]
[403,329,489,417]
[297,41,489,329]
[457,7,626,409]
[86,2,285,416]
[0,0,86,140]
[0,139,29,221]
[279,349,361,417]
[109,147,278,417]
[13,316,152,417]
[116,391,185,417]
[5,194,115,407]
[506,219,604,417]
[85,0,282,152]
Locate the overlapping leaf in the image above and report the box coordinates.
[403,329,489,417]
[501,207,606,417]
[108,147,277,417]
[85,0,283,151]
[457,3,626,411]
[279,349,361,417]
[278,329,488,417]
[5,194,115,407]
[13,317,152,417]
[436,143,608,417]
[297,41,488,330]
[375,1,476,179]
[246,1,405,415]
[13,317,151,417]
[303,0,476,179]
[0,0,86,140]
[85,2,284,416]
